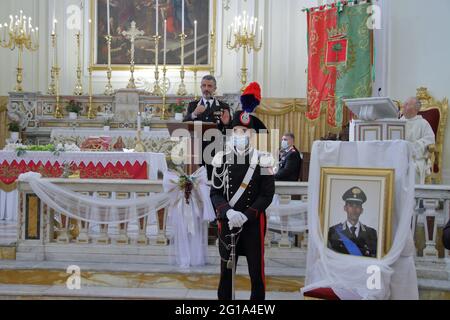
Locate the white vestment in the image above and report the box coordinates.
[401,115,435,184]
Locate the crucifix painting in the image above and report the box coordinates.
[93,0,213,67]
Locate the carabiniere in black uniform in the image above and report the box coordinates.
[211,144,274,300]
[210,82,275,300]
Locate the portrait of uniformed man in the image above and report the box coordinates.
[327,186,378,258]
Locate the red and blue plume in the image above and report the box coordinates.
[240,82,261,113]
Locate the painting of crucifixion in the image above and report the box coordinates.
[93,0,213,67]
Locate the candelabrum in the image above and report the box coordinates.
[210,30,216,76]
[48,32,60,95]
[104,35,114,95]
[0,11,39,92]
[73,31,84,95]
[177,33,188,96]
[160,65,169,120]
[87,65,96,119]
[192,66,199,100]
[152,34,163,96]
[134,129,146,152]
[226,12,263,91]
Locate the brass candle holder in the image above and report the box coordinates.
[48,32,59,95]
[177,33,187,96]
[192,66,199,100]
[160,65,169,120]
[87,65,96,119]
[226,13,263,91]
[104,34,114,95]
[152,34,163,96]
[0,11,39,92]
[73,31,84,95]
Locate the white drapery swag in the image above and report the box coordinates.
[18,172,170,224]
[163,167,216,268]
[301,141,418,300]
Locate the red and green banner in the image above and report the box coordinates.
[306,3,373,128]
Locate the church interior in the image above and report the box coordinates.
[0,0,449,301]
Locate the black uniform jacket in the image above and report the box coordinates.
[210,149,275,223]
[274,147,302,181]
[328,222,378,258]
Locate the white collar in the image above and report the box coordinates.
[202,97,216,106]
[402,115,423,122]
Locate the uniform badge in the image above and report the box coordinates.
[240,112,251,126]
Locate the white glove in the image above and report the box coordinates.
[226,209,248,229]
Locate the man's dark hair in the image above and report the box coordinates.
[283,133,295,140]
[202,75,217,87]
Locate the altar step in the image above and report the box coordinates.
[0,260,303,300]
[15,243,307,270]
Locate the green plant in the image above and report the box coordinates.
[65,100,82,114]
[171,99,186,113]
[8,121,20,132]
[103,117,113,126]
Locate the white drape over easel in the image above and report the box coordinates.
[163,167,216,268]
[302,141,418,300]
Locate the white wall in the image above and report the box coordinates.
[387,0,450,183]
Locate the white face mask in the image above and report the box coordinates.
[281,140,289,150]
[233,134,249,151]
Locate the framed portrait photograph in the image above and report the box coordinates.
[90,0,216,70]
[319,167,394,259]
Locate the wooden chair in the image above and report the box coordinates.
[416,87,448,184]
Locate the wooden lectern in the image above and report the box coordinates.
[167,121,219,175]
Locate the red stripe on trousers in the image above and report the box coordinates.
[260,213,266,289]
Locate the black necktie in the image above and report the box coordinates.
[206,101,211,111]
[350,226,357,238]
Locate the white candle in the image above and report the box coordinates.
[35,27,39,41]
[9,15,12,31]
[163,19,167,65]
[88,19,92,66]
[137,112,141,131]
[155,0,159,35]
[52,1,55,32]
[194,20,197,65]
[20,10,23,24]
[181,0,185,33]
[23,16,27,34]
[107,0,110,35]
[52,19,57,35]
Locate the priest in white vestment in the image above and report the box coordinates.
[401,97,435,184]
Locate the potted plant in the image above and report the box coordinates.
[142,117,151,132]
[65,100,82,119]
[103,117,112,131]
[8,121,20,142]
[171,99,186,121]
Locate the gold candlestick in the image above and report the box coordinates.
[73,31,84,95]
[193,66,199,100]
[48,32,59,95]
[152,34,162,96]
[87,65,96,119]
[210,30,216,76]
[177,33,187,96]
[134,129,146,152]
[104,34,114,95]
[226,14,263,91]
[0,11,39,92]
[122,21,144,89]
[54,77,63,118]
[160,65,169,120]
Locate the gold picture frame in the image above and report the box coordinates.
[319,167,394,259]
[90,0,217,72]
